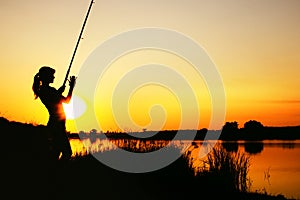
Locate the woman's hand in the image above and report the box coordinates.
[69,76,77,89]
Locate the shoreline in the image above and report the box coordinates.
[0,116,297,199]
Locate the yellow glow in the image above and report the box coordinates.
[92,49,211,132]
[128,84,181,131]
[0,1,299,133]
[63,95,87,120]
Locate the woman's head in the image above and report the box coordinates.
[32,66,56,99]
[38,66,55,82]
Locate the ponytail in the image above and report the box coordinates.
[32,73,41,99]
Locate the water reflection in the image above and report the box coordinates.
[244,141,264,154]
[221,141,239,152]
[70,138,300,157]
[70,138,300,199]
[71,138,190,156]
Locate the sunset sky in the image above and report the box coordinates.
[0,0,299,133]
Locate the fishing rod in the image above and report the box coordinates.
[63,0,95,87]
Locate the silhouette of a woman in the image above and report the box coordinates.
[32,66,76,160]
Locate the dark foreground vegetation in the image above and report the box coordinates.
[1,117,291,200]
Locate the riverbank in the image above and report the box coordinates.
[3,153,289,200]
[0,116,293,199]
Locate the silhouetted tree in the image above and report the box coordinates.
[89,128,97,142]
[221,121,239,140]
[242,120,264,140]
[244,120,264,130]
[90,129,97,135]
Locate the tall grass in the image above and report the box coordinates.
[76,139,252,193]
[188,143,251,193]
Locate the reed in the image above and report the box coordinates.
[192,143,251,192]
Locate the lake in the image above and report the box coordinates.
[70,138,300,199]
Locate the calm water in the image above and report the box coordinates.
[70,138,300,199]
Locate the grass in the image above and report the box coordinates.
[195,143,251,192]
[3,144,289,200]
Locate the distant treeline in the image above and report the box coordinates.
[1,117,300,143]
[76,120,300,141]
[219,120,300,141]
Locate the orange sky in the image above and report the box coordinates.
[0,0,299,133]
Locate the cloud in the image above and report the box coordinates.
[260,100,300,104]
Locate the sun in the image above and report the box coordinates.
[63,95,87,120]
